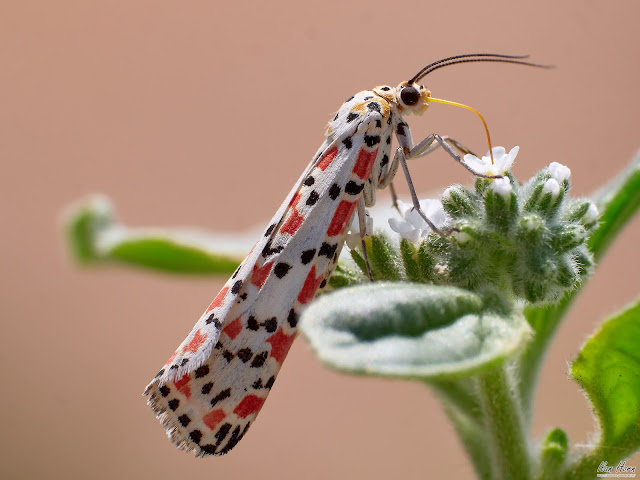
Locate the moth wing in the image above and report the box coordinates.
[145,97,384,455]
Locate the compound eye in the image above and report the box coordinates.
[400,85,420,106]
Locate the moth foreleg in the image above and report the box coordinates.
[356,197,374,281]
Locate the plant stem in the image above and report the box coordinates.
[442,402,493,480]
[477,364,532,480]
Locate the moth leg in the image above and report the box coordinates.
[388,182,402,215]
[378,136,473,210]
[409,135,477,159]
[393,146,458,236]
[407,134,500,179]
[357,197,374,281]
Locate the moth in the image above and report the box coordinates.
[145,53,544,456]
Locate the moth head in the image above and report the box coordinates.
[395,81,430,115]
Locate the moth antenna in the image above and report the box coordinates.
[408,53,552,84]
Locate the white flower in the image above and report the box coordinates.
[548,162,571,183]
[463,146,519,177]
[492,177,513,198]
[388,199,448,243]
[583,202,599,224]
[543,178,561,197]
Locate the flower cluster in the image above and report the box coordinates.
[338,146,599,304]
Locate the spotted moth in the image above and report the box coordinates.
[145,53,544,456]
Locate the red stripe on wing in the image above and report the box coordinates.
[317,147,338,171]
[353,148,378,179]
[174,374,192,400]
[203,409,227,430]
[205,287,229,314]
[297,265,324,304]
[327,200,356,237]
[280,207,305,235]
[222,316,243,339]
[266,329,296,364]
[250,261,274,288]
[234,395,266,419]
[183,329,208,353]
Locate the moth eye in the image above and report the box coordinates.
[400,86,420,106]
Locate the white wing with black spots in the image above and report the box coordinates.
[145,97,392,456]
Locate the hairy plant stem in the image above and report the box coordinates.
[477,364,532,480]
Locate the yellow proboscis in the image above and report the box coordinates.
[428,96,494,164]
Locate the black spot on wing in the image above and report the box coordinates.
[264,223,276,237]
[345,181,364,195]
[178,414,191,427]
[247,316,259,331]
[231,280,242,294]
[217,423,251,455]
[262,239,284,258]
[215,423,232,445]
[237,348,253,363]
[195,365,210,378]
[365,135,380,147]
[263,317,277,333]
[274,262,292,278]
[210,388,231,407]
[306,190,319,206]
[287,308,298,328]
[206,315,222,328]
[301,249,316,264]
[252,378,264,389]
[251,352,268,368]
[201,382,214,395]
[319,242,337,258]
[190,430,203,445]
[329,183,341,200]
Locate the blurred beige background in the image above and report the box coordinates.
[2,1,639,479]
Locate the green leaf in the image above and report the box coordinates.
[65,196,111,263]
[64,196,242,274]
[571,299,640,451]
[589,152,640,261]
[369,235,403,281]
[107,237,240,274]
[301,282,531,381]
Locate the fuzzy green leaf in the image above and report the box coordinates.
[64,196,242,274]
[571,299,640,451]
[106,238,240,274]
[301,282,531,381]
